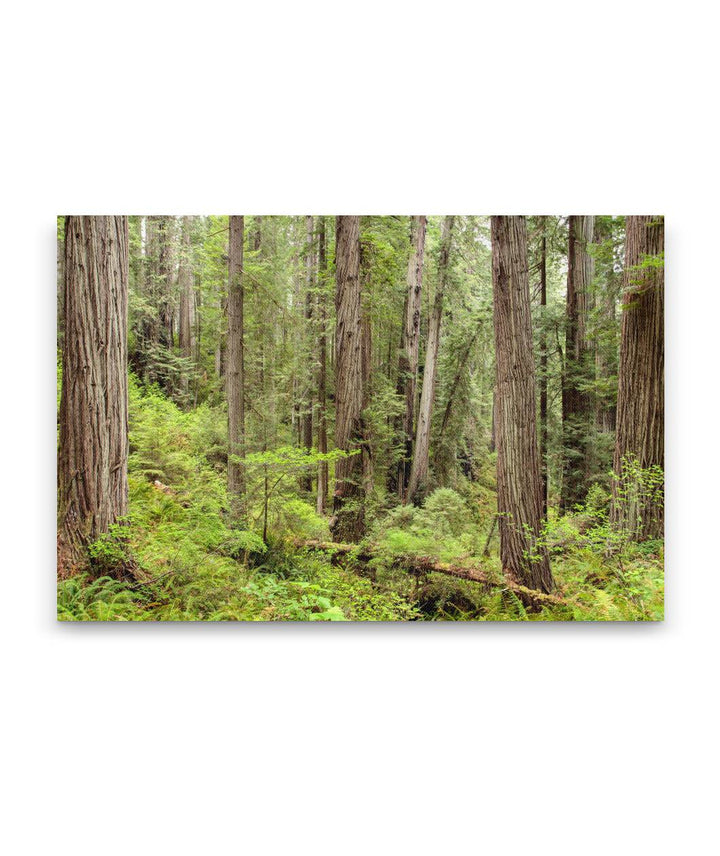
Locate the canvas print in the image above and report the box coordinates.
[56,216,664,621]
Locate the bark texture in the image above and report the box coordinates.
[561,215,595,510]
[611,216,664,539]
[178,216,195,360]
[58,216,129,571]
[491,216,554,593]
[316,217,329,515]
[539,218,548,517]
[301,215,314,491]
[396,215,427,498]
[360,236,374,501]
[332,216,365,542]
[227,215,246,521]
[407,215,454,502]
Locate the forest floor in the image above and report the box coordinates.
[57,378,664,622]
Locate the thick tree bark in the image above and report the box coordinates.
[611,216,664,540]
[561,215,595,510]
[396,215,427,499]
[539,218,548,517]
[316,217,329,515]
[178,216,195,361]
[301,215,314,491]
[332,216,365,542]
[227,215,246,522]
[491,216,554,594]
[407,215,454,503]
[58,216,129,572]
[360,236,374,501]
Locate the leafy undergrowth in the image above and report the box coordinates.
[58,379,663,622]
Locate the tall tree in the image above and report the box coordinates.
[316,217,329,515]
[360,233,374,501]
[491,216,553,594]
[332,215,364,541]
[538,216,549,517]
[58,216,129,571]
[561,215,595,510]
[178,215,195,361]
[396,215,427,498]
[156,215,175,350]
[593,216,620,434]
[227,215,246,522]
[407,215,454,502]
[301,215,315,491]
[611,215,664,539]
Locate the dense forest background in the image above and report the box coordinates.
[56,214,664,621]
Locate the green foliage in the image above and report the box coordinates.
[368,488,482,564]
[58,575,141,621]
[86,524,134,576]
[611,454,664,538]
[58,215,663,623]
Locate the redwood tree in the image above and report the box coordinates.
[407,215,454,502]
[561,215,595,510]
[611,215,664,539]
[332,215,364,541]
[301,215,315,491]
[58,216,129,572]
[396,215,427,499]
[491,215,553,593]
[316,216,329,515]
[538,217,549,517]
[178,215,195,360]
[227,215,246,521]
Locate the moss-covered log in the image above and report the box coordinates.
[293,539,568,608]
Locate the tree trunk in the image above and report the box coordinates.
[360,237,374,501]
[301,215,314,491]
[58,216,129,573]
[611,216,664,540]
[316,217,329,515]
[396,215,427,499]
[539,218,548,517]
[178,216,194,360]
[491,216,553,594]
[332,216,364,542]
[593,218,618,434]
[227,215,246,522]
[157,216,175,350]
[407,215,454,503]
[561,215,595,510]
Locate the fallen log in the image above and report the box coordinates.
[292,539,569,609]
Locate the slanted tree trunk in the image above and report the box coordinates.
[396,215,427,499]
[539,217,548,517]
[491,216,553,594]
[611,216,664,540]
[58,216,129,573]
[227,215,246,522]
[407,215,454,503]
[316,217,329,515]
[332,216,364,542]
[561,215,595,510]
